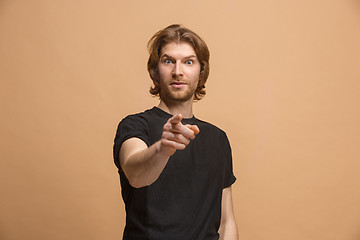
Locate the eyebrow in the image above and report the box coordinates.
[160,54,197,59]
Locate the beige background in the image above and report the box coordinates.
[1,0,360,239]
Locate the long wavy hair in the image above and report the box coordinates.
[147,24,210,101]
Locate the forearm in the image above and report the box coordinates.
[219,187,239,240]
[219,219,238,240]
[120,114,199,188]
[120,139,173,188]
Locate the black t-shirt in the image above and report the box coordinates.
[113,107,236,240]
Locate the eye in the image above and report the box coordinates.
[185,60,193,65]
[165,59,173,64]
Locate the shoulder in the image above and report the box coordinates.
[114,108,157,148]
[122,108,153,120]
[119,108,156,125]
[116,108,156,138]
[195,118,226,133]
[194,118,229,140]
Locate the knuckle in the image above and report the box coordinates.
[162,131,171,140]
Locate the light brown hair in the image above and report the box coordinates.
[147,24,210,100]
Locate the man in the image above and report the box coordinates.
[113,24,238,240]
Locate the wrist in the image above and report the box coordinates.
[156,140,176,157]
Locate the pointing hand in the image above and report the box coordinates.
[160,114,200,155]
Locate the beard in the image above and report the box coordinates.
[159,80,197,103]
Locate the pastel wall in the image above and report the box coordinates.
[1,1,360,240]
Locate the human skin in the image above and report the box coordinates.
[157,41,201,106]
[120,41,201,188]
[119,40,238,239]
[119,113,199,188]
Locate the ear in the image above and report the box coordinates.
[200,63,204,72]
[150,68,159,81]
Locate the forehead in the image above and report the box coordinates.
[160,41,197,58]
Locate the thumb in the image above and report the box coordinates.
[186,124,200,135]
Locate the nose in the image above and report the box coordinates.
[172,62,183,79]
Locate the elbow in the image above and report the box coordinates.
[122,168,143,188]
[120,160,143,188]
[124,171,150,189]
[128,177,145,189]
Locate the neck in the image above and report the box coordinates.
[157,99,194,118]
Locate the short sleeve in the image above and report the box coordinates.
[222,132,236,188]
[113,114,150,169]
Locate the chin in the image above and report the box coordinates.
[162,92,194,103]
[160,86,196,102]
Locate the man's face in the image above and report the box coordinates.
[157,41,201,103]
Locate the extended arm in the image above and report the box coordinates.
[119,114,199,188]
[219,186,239,240]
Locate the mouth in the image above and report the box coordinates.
[170,81,187,88]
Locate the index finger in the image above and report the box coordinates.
[169,114,183,124]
